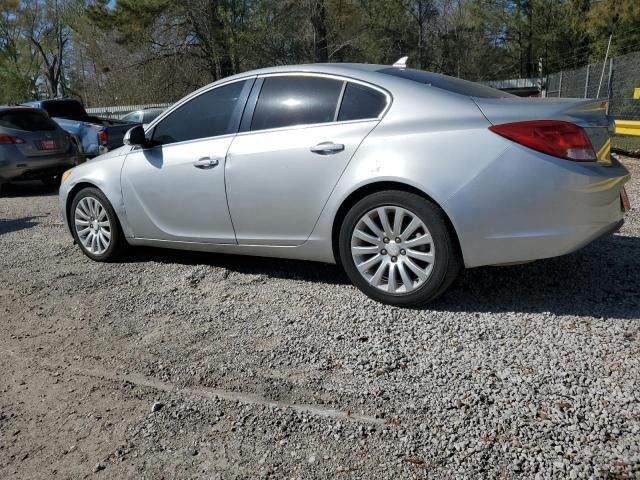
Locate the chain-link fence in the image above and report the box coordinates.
[546,50,640,120]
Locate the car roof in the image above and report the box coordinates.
[225,63,386,82]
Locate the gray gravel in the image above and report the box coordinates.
[1,156,639,479]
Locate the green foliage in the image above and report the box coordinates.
[0,0,638,104]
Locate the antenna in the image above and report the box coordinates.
[392,56,408,69]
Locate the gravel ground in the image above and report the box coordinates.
[1,156,639,479]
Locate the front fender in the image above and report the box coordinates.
[59,147,132,237]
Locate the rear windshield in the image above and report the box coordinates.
[0,109,58,131]
[40,100,86,119]
[378,68,515,99]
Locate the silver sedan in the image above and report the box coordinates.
[58,62,630,306]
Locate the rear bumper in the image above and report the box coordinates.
[445,145,630,268]
[0,150,79,182]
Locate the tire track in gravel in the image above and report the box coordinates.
[0,350,387,426]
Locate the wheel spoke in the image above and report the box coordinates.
[377,207,393,236]
[78,201,90,218]
[353,229,379,246]
[76,208,90,220]
[406,249,434,263]
[400,217,420,240]
[392,207,404,236]
[404,258,428,280]
[362,215,383,238]
[98,231,108,250]
[369,260,387,286]
[397,262,414,291]
[387,263,397,293]
[351,245,378,255]
[356,254,382,273]
[101,228,111,240]
[404,234,432,248]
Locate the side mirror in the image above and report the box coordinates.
[123,125,147,147]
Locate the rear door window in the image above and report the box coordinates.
[0,109,58,131]
[251,76,343,131]
[338,83,388,121]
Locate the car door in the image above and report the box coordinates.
[226,74,390,246]
[121,78,253,243]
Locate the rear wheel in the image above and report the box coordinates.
[70,187,126,261]
[339,190,461,307]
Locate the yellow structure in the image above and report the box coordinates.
[615,120,640,136]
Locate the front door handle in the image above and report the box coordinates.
[193,157,219,169]
[310,142,345,155]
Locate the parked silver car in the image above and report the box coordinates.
[120,107,165,128]
[58,62,630,306]
[0,106,78,191]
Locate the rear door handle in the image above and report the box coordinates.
[193,157,219,169]
[310,142,345,155]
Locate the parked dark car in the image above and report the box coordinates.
[0,106,79,192]
[21,99,140,158]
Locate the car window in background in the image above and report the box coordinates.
[122,111,143,123]
[152,80,249,145]
[378,68,516,99]
[251,76,343,131]
[143,110,163,123]
[338,83,388,121]
[0,109,58,131]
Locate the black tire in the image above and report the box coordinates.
[339,190,461,307]
[70,187,126,262]
[41,175,61,188]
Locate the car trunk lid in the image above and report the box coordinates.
[473,97,614,163]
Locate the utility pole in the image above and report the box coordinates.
[596,34,613,98]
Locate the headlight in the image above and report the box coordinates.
[61,169,73,184]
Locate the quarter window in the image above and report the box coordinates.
[152,80,249,145]
[251,76,343,131]
[338,83,387,121]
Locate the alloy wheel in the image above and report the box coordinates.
[74,196,112,255]
[350,205,435,294]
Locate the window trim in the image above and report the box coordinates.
[238,72,392,136]
[143,76,256,147]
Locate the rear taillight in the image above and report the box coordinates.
[489,120,596,162]
[0,134,25,144]
[97,130,108,145]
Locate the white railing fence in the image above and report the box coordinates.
[85,103,173,119]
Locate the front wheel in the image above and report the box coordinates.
[70,187,126,261]
[339,191,461,307]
